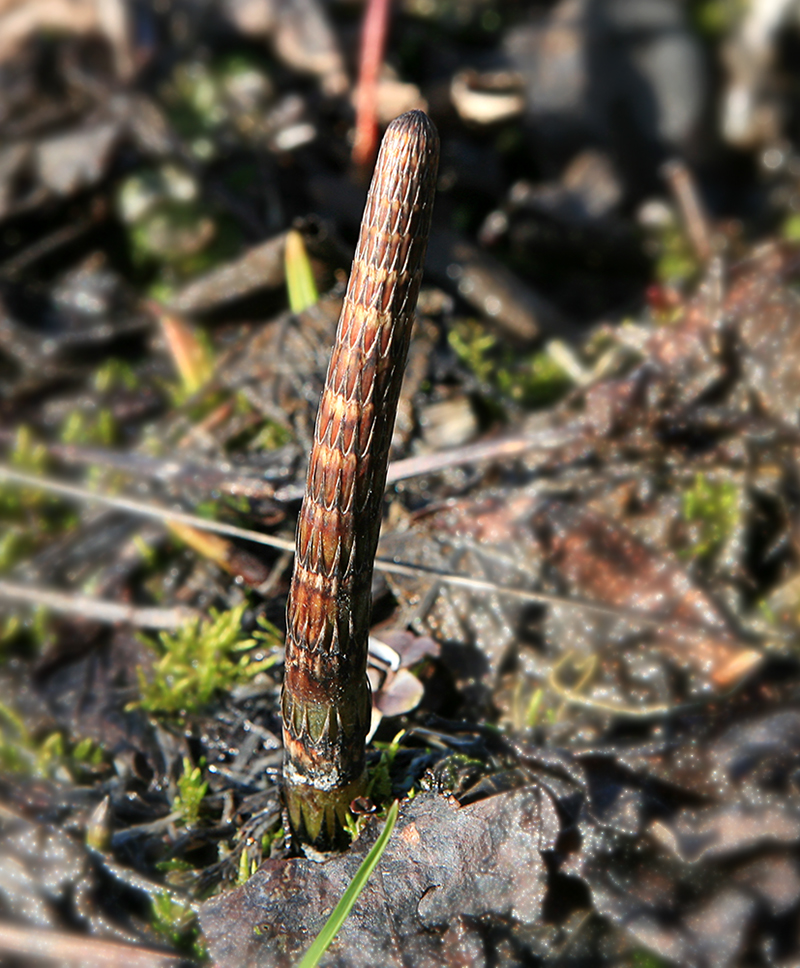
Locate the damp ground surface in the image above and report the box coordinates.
[2,2,800,967]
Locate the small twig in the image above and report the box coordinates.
[0,205,104,279]
[0,429,286,502]
[0,464,296,554]
[662,158,712,264]
[0,920,183,968]
[0,580,198,629]
[383,424,581,485]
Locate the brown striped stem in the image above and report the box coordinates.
[281,110,439,852]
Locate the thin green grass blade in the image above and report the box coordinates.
[296,799,399,968]
[285,230,319,313]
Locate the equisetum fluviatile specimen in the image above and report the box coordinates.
[281,110,439,851]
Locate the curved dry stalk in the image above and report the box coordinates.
[281,110,440,851]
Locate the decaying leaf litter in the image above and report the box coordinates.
[1,0,800,965]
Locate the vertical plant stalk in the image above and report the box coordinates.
[281,110,439,851]
[352,0,392,170]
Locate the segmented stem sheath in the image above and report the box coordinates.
[281,110,439,851]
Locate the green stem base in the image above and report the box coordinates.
[284,770,367,854]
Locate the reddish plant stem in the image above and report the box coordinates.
[281,110,439,851]
[352,0,393,170]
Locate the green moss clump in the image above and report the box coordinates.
[681,473,739,561]
[0,426,48,517]
[151,891,205,960]
[449,319,571,410]
[60,407,117,447]
[0,705,109,781]
[133,604,281,714]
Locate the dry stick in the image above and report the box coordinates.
[0,429,285,501]
[0,464,296,554]
[0,580,198,629]
[281,111,439,851]
[0,920,182,968]
[383,425,578,485]
[662,159,712,264]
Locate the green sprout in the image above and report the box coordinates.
[782,213,800,243]
[629,949,673,968]
[151,891,204,959]
[0,701,33,774]
[285,230,319,314]
[296,800,399,968]
[0,425,49,518]
[94,358,139,394]
[10,425,47,473]
[39,732,108,780]
[0,529,25,571]
[654,219,699,289]
[245,418,292,452]
[236,847,260,886]
[133,604,281,715]
[525,687,544,728]
[173,757,208,826]
[681,473,739,561]
[1,606,57,655]
[367,729,408,804]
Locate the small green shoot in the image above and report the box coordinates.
[133,603,280,714]
[681,473,739,561]
[285,230,319,313]
[262,825,285,856]
[782,213,800,243]
[72,736,105,767]
[10,425,47,473]
[295,800,399,968]
[525,688,544,729]
[236,847,261,885]
[132,534,158,568]
[367,729,407,804]
[0,426,50,517]
[152,891,204,959]
[0,701,32,773]
[342,809,365,843]
[0,528,26,571]
[246,418,292,452]
[173,757,208,826]
[654,219,699,289]
[629,948,673,968]
[94,358,139,394]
